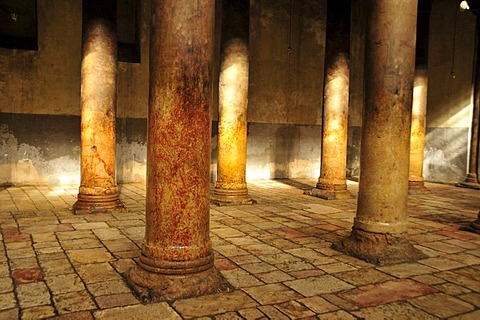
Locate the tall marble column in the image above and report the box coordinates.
[127,0,231,301]
[73,0,124,214]
[409,5,430,194]
[307,0,352,200]
[211,0,255,206]
[335,0,425,264]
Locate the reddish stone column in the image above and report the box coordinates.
[73,0,124,214]
[212,0,255,206]
[307,0,352,200]
[127,0,231,301]
[335,0,425,264]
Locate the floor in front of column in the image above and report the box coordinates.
[0,179,479,320]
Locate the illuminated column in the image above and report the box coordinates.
[308,0,352,200]
[127,0,231,301]
[212,0,255,206]
[335,0,425,264]
[73,0,124,214]
[409,68,428,193]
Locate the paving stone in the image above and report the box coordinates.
[433,282,472,295]
[317,262,357,274]
[46,273,85,294]
[173,291,257,318]
[243,283,302,305]
[237,308,265,320]
[298,296,339,314]
[257,305,289,320]
[0,308,19,320]
[458,292,480,307]
[317,310,356,320]
[16,282,50,308]
[275,300,315,319]
[76,263,121,284]
[418,256,467,271]
[0,292,16,311]
[0,277,13,293]
[241,262,277,274]
[53,290,96,314]
[255,270,294,283]
[410,293,475,318]
[94,303,181,320]
[11,268,42,284]
[21,306,55,320]
[435,270,480,291]
[377,262,436,278]
[220,268,263,288]
[352,301,436,320]
[213,312,244,320]
[39,258,75,276]
[335,268,394,286]
[288,268,326,279]
[285,275,353,297]
[95,292,139,309]
[449,309,480,320]
[67,248,113,264]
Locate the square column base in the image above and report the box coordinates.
[211,188,257,206]
[333,228,426,265]
[126,264,233,302]
[304,187,354,200]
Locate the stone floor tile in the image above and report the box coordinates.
[317,310,356,320]
[335,268,394,286]
[409,292,475,318]
[86,280,131,297]
[447,252,480,265]
[39,258,75,276]
[411,274,446,286]
[435,270,480,291]
[9,258,38,271]
[458,292,480,307]
[0,277,13,293]
[213,312,244,320]
[17,282,50,308]
[76,263,121,284]
[418,256,467,271]
[237,308,265,320]
[257,305,289,320]
[422,241,467,254]
[21,306,55,320]
[46,273,85,294]
[317,262,357,274]
[214,245,250,257]
[11,268,42,284]
[173,291,257,318]
[95,293,139,309]
[285,275,353,297]
[299,296,339,314]
[220,268,263,288]
[275,260,316,273]
[377,262,436,278]
[243,283,303,305]
[67,248,113,264]
[0,308,18,320]
[339,279,436,308]
[449,310,480,320]
[61,238,103,251]
[241,262,277,274]
[433,282,471,295]
[255,270,294,283]
[288,268,326,279]
[0,292,16,311]
[54,290,96,314]
[94,303,181,320]
[275,300,315,319]
[351,301,437,320]
[110,259,136,274]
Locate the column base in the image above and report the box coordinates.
[126,262,233,302]
[471,217,480,234]
[304,185,354,200]
[408,180,430,195]
[211,187,256,206]
[456,181,480,190]
[72,193,125,214]
[333,228,426,265]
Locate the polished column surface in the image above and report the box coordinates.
[335,0,425,264]
[307,0,352,200]
[127,0,231,301]
[409,68,429,193]
[212,0,255,206]
[73,0,124,214]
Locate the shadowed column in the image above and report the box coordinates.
[127,0,232,301]
[409,4,430,194]
[73,0,124,214]
[306,0,353,200]
[211,0,255,206]
[335,0,426,264]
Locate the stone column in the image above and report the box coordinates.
[461,18,480,188]
[335,0,425,264]
[73,0,124,214]
[409,69,428,193]
[409,5,430,194]
[211,0,255,206]
[307,0,352,200]
[127,0,231,301]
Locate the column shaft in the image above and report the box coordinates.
[308,0,352,200]
[409,68,428,192]
[127,0,231,301]
[73,0,124,214]
[335,0,425,264]
[212,0,255,205]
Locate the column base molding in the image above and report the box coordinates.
[72,193,125,214]
[456,181,480,190]
[467,211,480,234]
[211,187,256,206]
[333,227,426,265]
[408,180,430,195]
[304,184,353,200]
[126,261,233,302]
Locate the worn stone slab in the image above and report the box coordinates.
[285,275,353,296]
[53,290,96,314]
[352,301,436,320]
[46,273,85,294]
[410,293,475,318]
[94,303,181,320]
[16,282,50,308]
[67,248,113,264]
[243,283,302,305]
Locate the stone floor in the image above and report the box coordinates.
[0,179,479,320]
